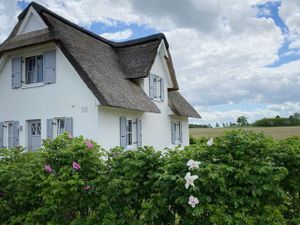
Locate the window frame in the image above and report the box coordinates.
[126,118,138,149]
[173,120,183,145]
[56,118,66,136]
[150,74,164,102]
[1,121,16,148]
[24,54,44,85]
[7,122,14,148]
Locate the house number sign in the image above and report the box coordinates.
[81,106,88,113]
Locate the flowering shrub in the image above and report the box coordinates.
[0,131,299,224]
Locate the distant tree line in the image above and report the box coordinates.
[189,113,300,128]
[253,113,300,127]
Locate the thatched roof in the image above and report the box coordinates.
[168,91,201,118]
[0,2,200,118]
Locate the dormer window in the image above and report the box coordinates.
[25,55,43,84]
[149,74,164,102]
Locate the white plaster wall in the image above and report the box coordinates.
[97,49,189,150]
[0,43,99,149]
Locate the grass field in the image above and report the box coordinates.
[190,126,300,139]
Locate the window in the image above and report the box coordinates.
[57,119,66,136]
[150,74,164,101]
[47,117,73,139]
[171,121,183,145]
[25,55,43,84]
[126,119,137,147]
[11,50,56,89]
[7,122,14,148]
[120,117,142,149]
[0,121,19,148]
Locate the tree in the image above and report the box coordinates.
[237,116,248,126]
[293,112,300,119]
[215,122,220,128]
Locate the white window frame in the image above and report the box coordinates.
[151,75,164,101]
[50,118,68,138]
[174,121,182,145]
[24,54,44,85]
[2,121,14,148]
[56,118,66,136]
[126,118,138,149]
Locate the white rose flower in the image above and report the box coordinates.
[188,195,199,208]
[184,172,198,189]
[187,159,201,170]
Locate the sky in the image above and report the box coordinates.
[1,0,300,125]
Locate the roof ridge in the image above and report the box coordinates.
[19,1,169,48]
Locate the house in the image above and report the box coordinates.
[0,2,200,151]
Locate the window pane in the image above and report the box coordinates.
[128,133,132,145]
[25,55,43,84]
[57,119,65,135]
[36,122,41,135]
[153,76,161,99]
[37,55,43,82]
[8,123,14,148]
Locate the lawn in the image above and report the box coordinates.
[190,126,300,139]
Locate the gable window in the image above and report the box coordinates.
[25,55,43,84]
[171,121,183,145]
[120,117,142,149]
[149,74,164,102]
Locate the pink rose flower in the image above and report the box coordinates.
[72,161,81,170]
[85,140,94,149]
[44,164,53,173]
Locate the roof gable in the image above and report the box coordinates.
[17,6,47,35]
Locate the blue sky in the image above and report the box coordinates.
[3,0,299,125]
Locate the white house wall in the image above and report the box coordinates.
[0,43,99,149]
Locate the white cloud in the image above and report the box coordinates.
[100,29,133,41]
[191,102,300,125]
[279,0,300,50]
[0,0,20,42]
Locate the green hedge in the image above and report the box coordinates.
[0,130,299,225]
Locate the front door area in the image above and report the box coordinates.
[28,120,41,151]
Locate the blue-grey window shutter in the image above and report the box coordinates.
[160,78,164,101]
[0,122,4,148]
[43,50,56,84]
[11,57,22,89]
[179,122,183,143]
[47,119,54,139]
[65,117,73,136]
[12,121,19,147]
[171,121,176,144]
[137,119,142,148]
[149,74,154,99]
[120,117,127,148]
